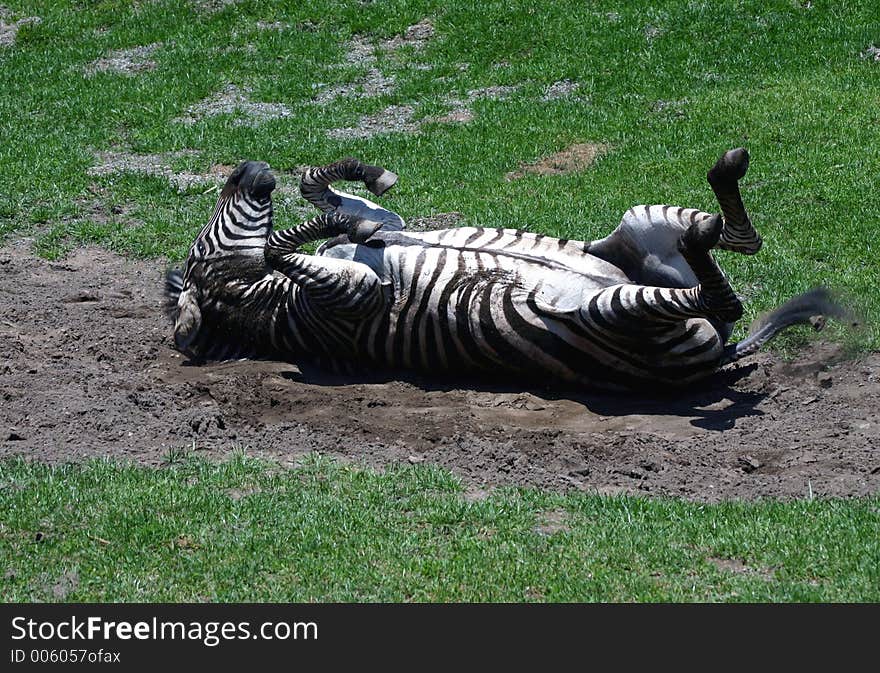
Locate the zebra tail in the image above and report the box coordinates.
[720,287,854,366]
[164,268,184,321]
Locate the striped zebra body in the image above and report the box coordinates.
[166,151,847,390]
[314,227,721,388]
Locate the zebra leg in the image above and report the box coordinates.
[265,213,386,317]
[708,148,762,254]
[676,213,743,323]
[300,158,405,230]
[268,212,383,249]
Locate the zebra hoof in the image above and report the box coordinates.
[364,169,398,197]
[348,218,383,244]
[708,147,749,185]
[679,213,722,255]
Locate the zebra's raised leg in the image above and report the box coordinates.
[300,158,405,231]
[265,212,386,317]
[677,213,743,323]
[708,147,762,255]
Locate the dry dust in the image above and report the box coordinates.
[0,7,40,48]
[256,21,289,31]
[1,240,878,502]
[88,149,229,192]
[408,212,465,232]
[429,85,521,126]
[335,85,521,138]
[541,79,585,102]
[176,84,292,127]
[507,143,609,180]
[317,21,522,137]
[861,45,880,62]
[190,0,239,14]
[84,44,161,77]
[313,20,434,107]
[326,105,419,140]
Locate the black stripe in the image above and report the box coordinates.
[391,249,428,366]
[409,249,448,371]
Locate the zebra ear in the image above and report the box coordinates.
[174,289,202,351]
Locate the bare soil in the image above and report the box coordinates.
[0,7,40,48]
[506,143,609,180]
[84,43,161,77]
[175,84,292,127]
[1,240,878,502]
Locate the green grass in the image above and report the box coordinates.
[1,454,877,602]
[1,1,878,601]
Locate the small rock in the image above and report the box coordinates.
[64,291,101,303]
[612,467,646,480]
[6,430,24,441]
[739,455,762,473]
[407,455,424,464]
[639,460,661,473]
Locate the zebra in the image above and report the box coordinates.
[165,149,847,390]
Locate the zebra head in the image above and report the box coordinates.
[189,160,276,262]
[169,160,278,355]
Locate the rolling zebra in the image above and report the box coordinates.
[166,149,847,390]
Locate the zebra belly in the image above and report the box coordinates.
[323,239,724,387]
[321,228,632,285]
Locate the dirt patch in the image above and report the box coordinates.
[0,7,40,48]
[313,70,396,105]
[533,509,571,535]
[408,212,465,232]
[313,20,435,106]
[706,557,774,580]
[84,44,161,77]
[653,98,689,121]
[190,0,239,13]
[861,45,880,62]
[176,84,291,127]
[460,85,519,103]
[1,240,878,503]
[255,21,288,31]
[50,570,80,600]
[87,156,313,218]
[542,79,585,102]
[88,149,228,192]
[381,19,435,52]
[426,109,475,124]
[507,143,608,180]
[423,86,520,127]
[315,20,516,133]
[644,24,665,42]
[326,105,418,140]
